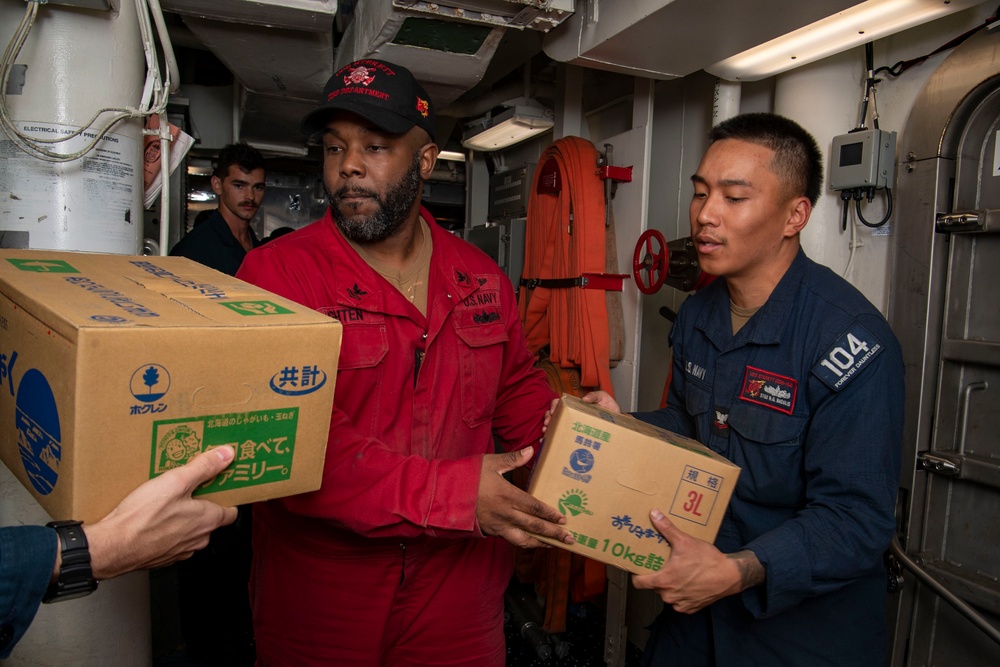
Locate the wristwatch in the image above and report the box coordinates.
[42,521,99,603]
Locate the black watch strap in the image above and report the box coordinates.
[43,521,99,603]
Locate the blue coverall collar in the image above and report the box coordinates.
[695,247,809,351]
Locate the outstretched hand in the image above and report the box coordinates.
[477,448,574,549]
[83,446,239,580]
[581,390,621,413]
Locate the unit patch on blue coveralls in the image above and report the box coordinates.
[812,324,884,391]
[740,367,797,414]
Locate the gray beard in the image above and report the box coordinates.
[328,152,422,244]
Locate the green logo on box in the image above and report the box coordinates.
[218,300,294,316]
[6,258,79,273]
[558,488,594,516]
[150,408,299,494]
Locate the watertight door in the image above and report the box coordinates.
[888,29,1000,666]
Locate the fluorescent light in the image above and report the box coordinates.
[462,105,554,152]
[438,150,466,162]
[246,140,309,157]
[706,0,984,81]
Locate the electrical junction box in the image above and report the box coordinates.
[830,129,897,191]
[488,164,535,221]
[466,219,526,286]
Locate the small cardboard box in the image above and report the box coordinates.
[528,394,740,575]
[0,250,341,523]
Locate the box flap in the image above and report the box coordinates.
[558,394,737,468]
[0,251,333,337]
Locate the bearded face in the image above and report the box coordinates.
[327,151,422,244]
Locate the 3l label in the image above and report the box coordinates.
[668,465,723,527]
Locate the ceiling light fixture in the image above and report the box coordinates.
[461,105,554,152]
[706,0,984,81]
[246,140,309,158]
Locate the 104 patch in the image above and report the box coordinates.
[813,324,884,391]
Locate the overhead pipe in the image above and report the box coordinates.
[712,79,741,125]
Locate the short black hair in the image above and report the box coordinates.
[709,113,823,206]
[213,141,265,180]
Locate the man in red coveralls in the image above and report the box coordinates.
[236,58,572,666]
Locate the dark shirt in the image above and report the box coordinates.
[170,210,260,276]
[634,248,904,667]
[0,526,57,658]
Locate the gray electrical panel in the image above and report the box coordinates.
[830,129,897,190]
[488,165,535,221]
[465,219,526,285]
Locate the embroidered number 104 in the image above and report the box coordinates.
[819,332,869,377]
[813,324,884,391]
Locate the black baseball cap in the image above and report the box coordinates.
[301,59,436,142]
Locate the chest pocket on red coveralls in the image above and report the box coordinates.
[727,403,809,506]
[337,321,389,369]
[453,316,508,428]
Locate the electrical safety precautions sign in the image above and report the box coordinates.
[0,121,138,254]
[151,408,300,495]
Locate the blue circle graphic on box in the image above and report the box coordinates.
[568,448,595,473]
[130,364,170,403]
[15,368,61,495]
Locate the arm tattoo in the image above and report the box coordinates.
[728,550,765,590]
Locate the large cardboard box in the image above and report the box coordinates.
[0,250,341,523]
[528,395,740,575]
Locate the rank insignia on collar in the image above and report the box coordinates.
[711,407,730,437]
[346,283,368,300]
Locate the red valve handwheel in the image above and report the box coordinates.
[632,229,668,294]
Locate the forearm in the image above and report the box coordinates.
[728,549,765,590]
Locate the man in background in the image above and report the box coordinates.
[171,141,265,276]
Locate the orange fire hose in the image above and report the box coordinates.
[518,136,615,396]
[515,137,612,632]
